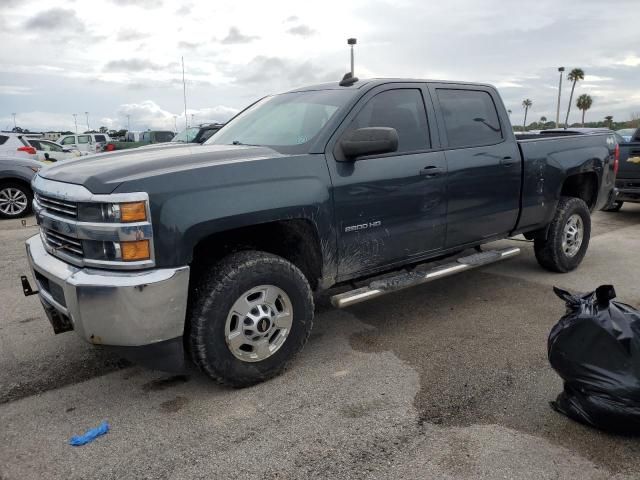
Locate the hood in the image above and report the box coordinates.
[39,143,286,194]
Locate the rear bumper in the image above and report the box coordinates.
[26,234,190,347]
[615,179,640,203]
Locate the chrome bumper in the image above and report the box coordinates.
[26,234,189,347]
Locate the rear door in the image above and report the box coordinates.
[429,85,521,248]
[326,83,447,279]
[77,135,92,152]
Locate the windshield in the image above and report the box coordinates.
[172,127,199,143]
[207,90,354,153]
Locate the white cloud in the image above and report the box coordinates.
[616,55,640,67]
[0,85,34,95]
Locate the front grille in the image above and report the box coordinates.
[35,193,78,219]
[42,227,84,258]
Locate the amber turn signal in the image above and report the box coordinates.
[121,240,150,261]
[120,202,147,222]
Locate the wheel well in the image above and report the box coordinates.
[560,173,598,209]
[0,177,32,193]
[190,219,323,290]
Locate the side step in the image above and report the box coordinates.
[330,247,520,308]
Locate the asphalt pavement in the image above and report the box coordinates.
[1,206,639,479]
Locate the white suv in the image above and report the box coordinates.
[57,133,111,153]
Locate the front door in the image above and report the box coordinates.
[326,85,447,280]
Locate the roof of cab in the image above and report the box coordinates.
[285,78,496,93]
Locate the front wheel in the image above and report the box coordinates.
[188,250,314,387]
[0,182,32,219]
[534,196,591,273]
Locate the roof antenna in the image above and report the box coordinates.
[339,38,359,87]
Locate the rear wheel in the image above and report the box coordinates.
[534,196,591,273]
[602,201,623,212]
[188,250,314,387]
[0,182,32,219]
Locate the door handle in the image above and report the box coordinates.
[420,166,445,177]
[500,156,516,167]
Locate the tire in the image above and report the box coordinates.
[534,196,591,273]
[602,201,623,212]
[188,250,314,387]
[0,181,32,219]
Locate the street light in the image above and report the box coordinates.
[173,115,178,132]
[191,113,195,127]
[11,113,16,129]
[555,67,565,128]
[126,114,131,132]
[72,113,78,134]
[85,111,89,132]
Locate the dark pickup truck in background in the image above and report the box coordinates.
[23,78,617,386]
[605,127,640,211]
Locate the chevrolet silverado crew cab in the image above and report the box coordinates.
[23,78,617,386]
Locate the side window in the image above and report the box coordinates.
[77,135,90,144]
[94,135,106,142]
[436,89,503,148]
[0,135,8,145]
[350,89,430,153]
[61,136,75,145]
[28,140,42,150]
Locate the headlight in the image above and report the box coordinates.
[77,201,148,223]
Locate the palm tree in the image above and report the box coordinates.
[522,99,532,130]
[605,115,613,128]
[564,68,585,127]
[576,94,593,127]
[539,116,547,130]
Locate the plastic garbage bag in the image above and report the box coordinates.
[549,285,640,435]
[69,421,110,446]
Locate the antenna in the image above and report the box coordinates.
[340,38,359,87]
[182,56,188,131]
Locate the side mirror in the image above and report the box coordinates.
[340,127,399,160]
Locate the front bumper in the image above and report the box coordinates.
[26,234,190,347]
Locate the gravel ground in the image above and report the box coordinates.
[1,206,640,479]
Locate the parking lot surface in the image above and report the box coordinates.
[1,208,640,479]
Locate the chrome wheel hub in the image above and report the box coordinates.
[0,188,28,216]
[562,214,583,258]
[224,285,293,362]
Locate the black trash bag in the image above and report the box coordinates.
[549,285,640,435]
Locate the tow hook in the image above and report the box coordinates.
[21,275,39,297]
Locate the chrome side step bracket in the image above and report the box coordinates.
[330,247,520,308]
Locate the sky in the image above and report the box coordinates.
[1,0,639,132]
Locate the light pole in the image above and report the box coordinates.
[11,112,16,129]
[85,111,89,132]
[72,113,78,134]
[126,114,131,132]
[191,113,195,127]
[347,38,357,77]
[173,115,178,132]
[555,67,565,128]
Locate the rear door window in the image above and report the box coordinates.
[349,89,430,153]
[77,135,91,144]
[436,89,503,148]
[0,135,8,145]
[94,135,106,142]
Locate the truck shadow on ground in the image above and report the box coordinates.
[346,268,640,475]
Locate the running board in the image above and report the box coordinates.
[330,247,520,308]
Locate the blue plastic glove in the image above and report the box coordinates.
[69,421,110,446]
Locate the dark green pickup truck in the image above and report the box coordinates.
[23,78,617,386]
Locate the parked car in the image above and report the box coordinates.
[135,124,225,151]
[26,138,83,162]
[0,155,43,219]
[0,132,42,159]
[604,127,640,211]
[58,133,111,154]
[108,130,176,150]
[23,78,617,386]
[617,128,637,143]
